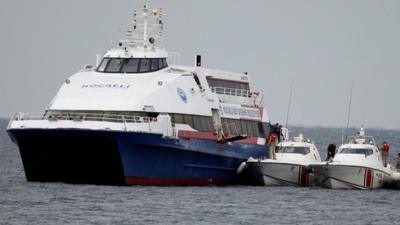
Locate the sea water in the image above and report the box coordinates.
[1,119,399,225]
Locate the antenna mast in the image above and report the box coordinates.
[143,5,149,46]
[285,80,294,128]
[345,81,354,140]
[123,5,164,48]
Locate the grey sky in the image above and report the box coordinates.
[0,0,399,129]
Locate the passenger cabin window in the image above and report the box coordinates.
[206,78,250,90]
[339,148,373,156]
[276,146,310,155]
[96,58,168,73]
[169,113,267,138]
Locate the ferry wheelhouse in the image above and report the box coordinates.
[7,5,270,185]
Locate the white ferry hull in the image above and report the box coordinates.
[312,164,387,189]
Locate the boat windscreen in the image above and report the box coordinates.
[276,146,310,155]
[96,58,168,73]
[339,148,373,156]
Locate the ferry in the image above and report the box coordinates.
[7,5,271,186]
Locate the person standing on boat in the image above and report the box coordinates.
[277,124,283,142]
[266,132,277,159]
[381,142,390,167]
[396,153,400,172]
[270,123,278,135]
[325,143,336,161]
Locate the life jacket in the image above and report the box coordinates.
[383,143,390,152]
[268,134,277,142]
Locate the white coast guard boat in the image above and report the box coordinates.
[7,5,271,186]
[312,128,393,189]
[238,134,322,186]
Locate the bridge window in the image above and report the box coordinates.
[106,58,124,73]
[97,58,168,73]
[339,148,373,156]
[139,58,151,72]
[97,58,110,72]
[151,59,159,71]
[276,147,310,155]
[121,58,140,73]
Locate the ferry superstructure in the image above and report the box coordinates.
[7,5,270,185]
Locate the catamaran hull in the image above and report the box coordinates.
[8,128,265,186]
[312,164,388,189]
[241,161,310,186]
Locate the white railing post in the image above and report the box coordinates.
[122,115,127,131]
[148,118,152,132]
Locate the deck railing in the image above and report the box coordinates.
[210,86,251,98]
[13,112,154,124]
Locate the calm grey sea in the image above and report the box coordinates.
[1,119,399,225]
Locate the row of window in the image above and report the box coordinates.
[170,114,214,132]
[206,78,250,90]
[221,118,261,138]
[170,113,269,138]
[96,58,168,73]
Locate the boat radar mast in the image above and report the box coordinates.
[121,5,164,49]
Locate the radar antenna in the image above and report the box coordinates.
[120,5,164,49]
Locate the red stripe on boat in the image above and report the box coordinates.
[301,166,307,186]
[178,130,217,141]
[366,169,373,188]
[297,166,307,186]
[125,177,232,186]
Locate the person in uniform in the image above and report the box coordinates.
[266,132,277,160]
[382,142,390,167]
[277,124,283,142]
[325,143,336,161]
